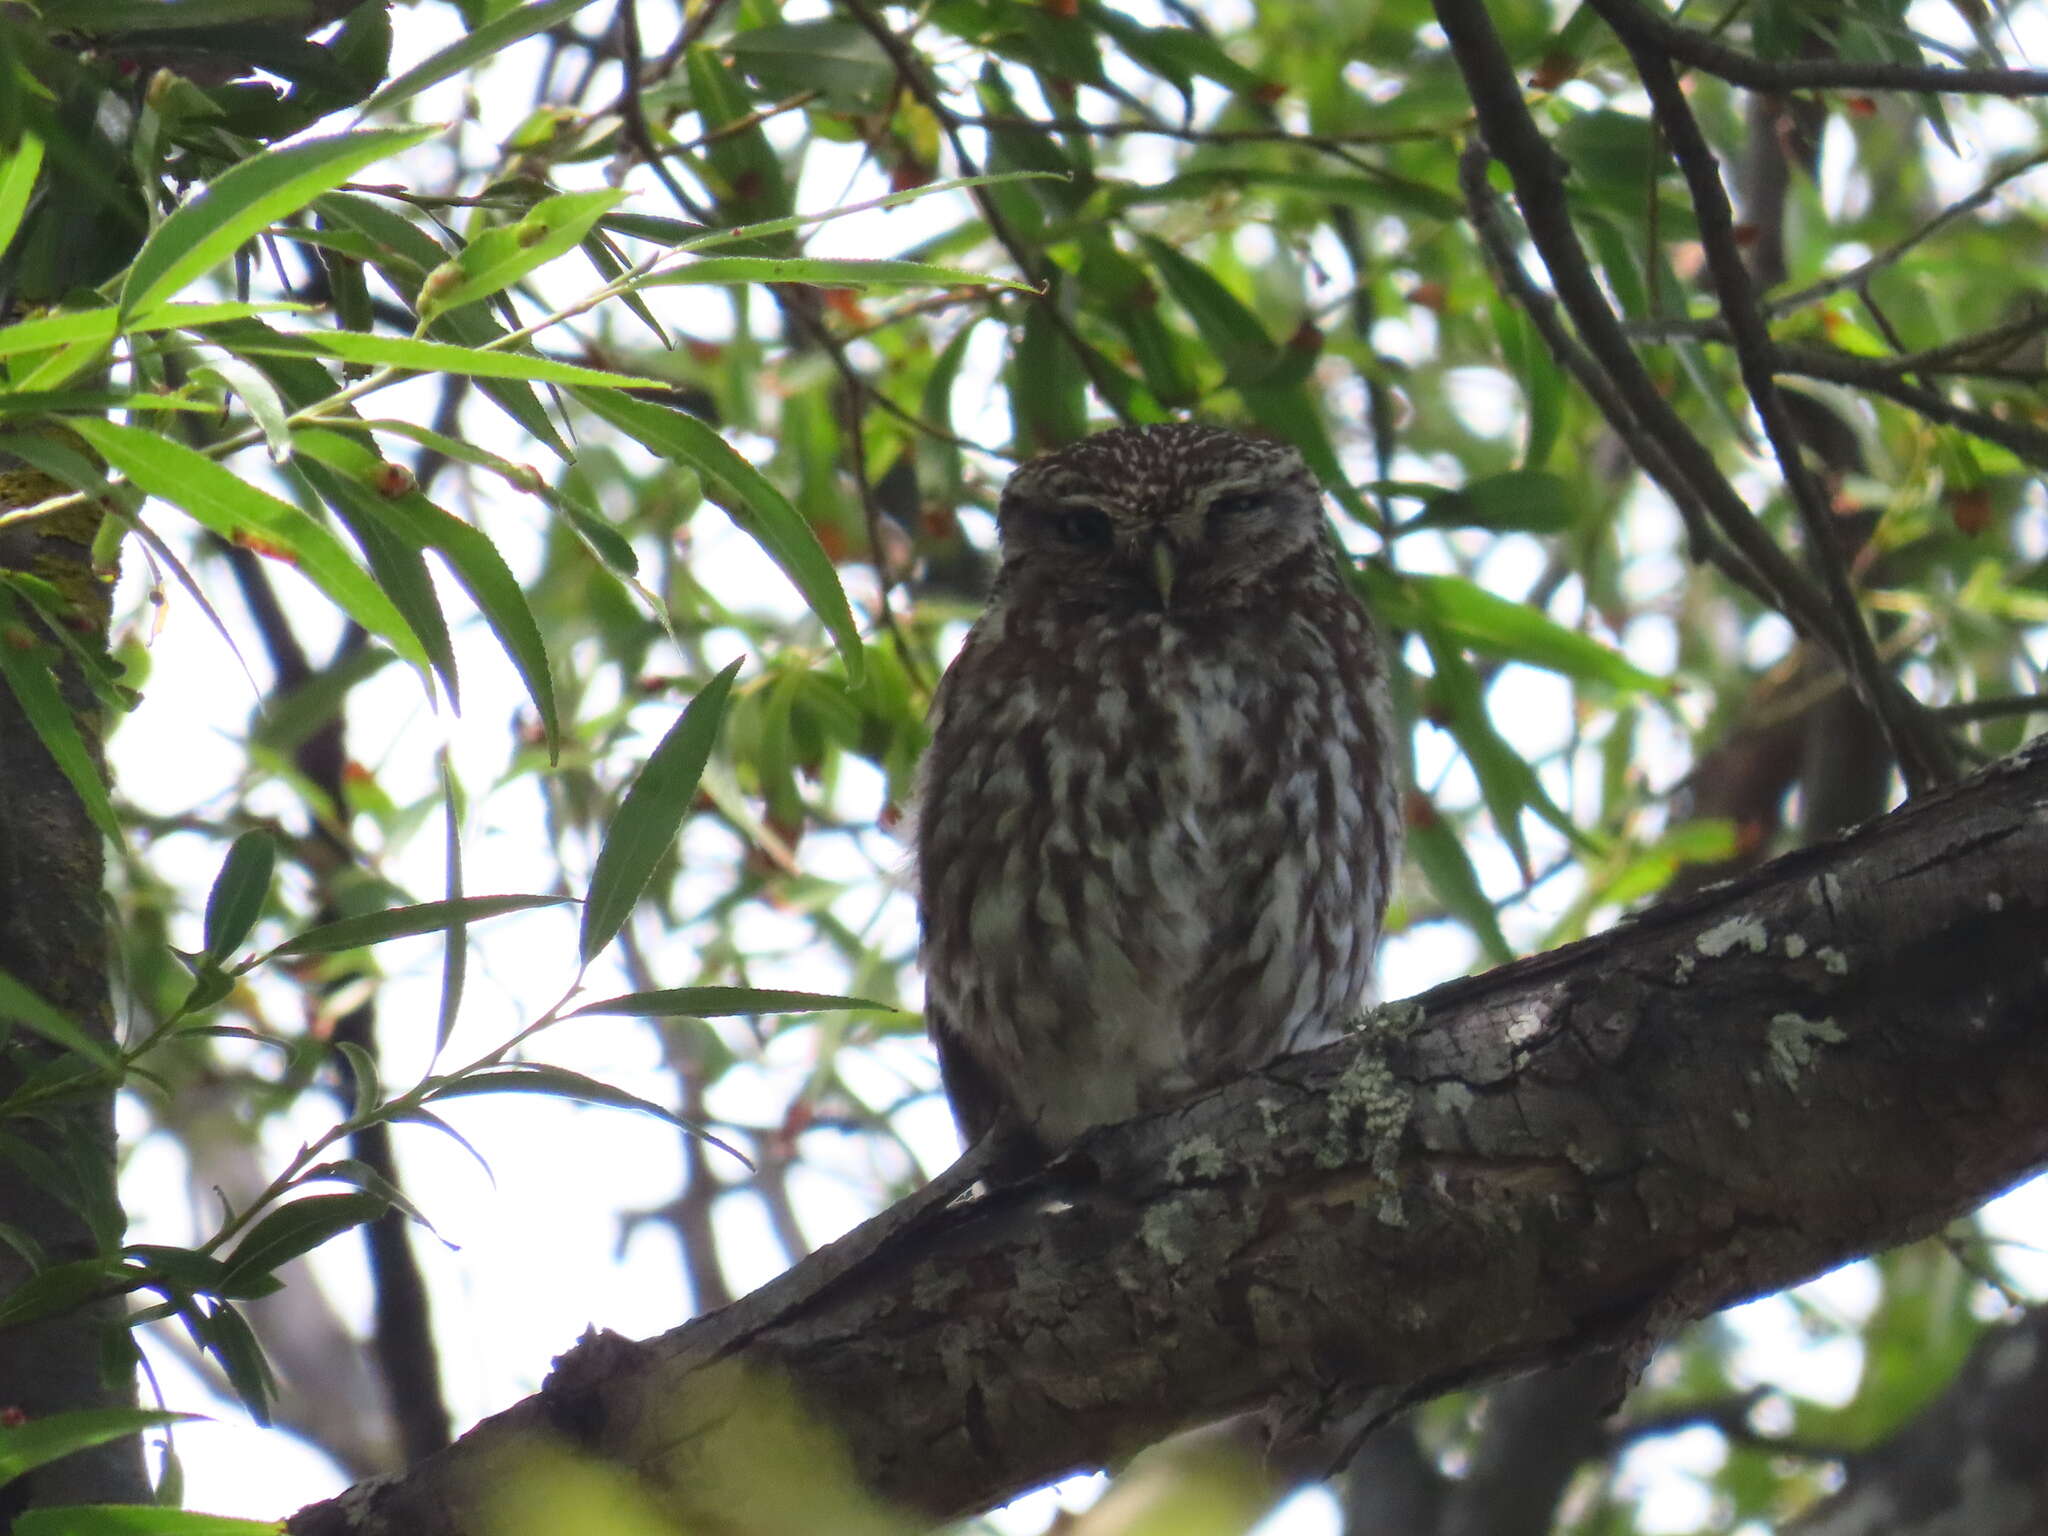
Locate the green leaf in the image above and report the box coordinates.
[219,1193,388,1293]
[271,894,572,956]
[201,830,274,962]
[573,390,864,680]
[580,659,742,964]
[1366,569,1668,695]
[308,194,573,460]
[333,1040,381,1127]
[0,595,121,845]
[60,419,428,670]
[646,256,1029,292]
[15,1508,283,1536]
[567,986,888,1018]
[0,301,311,362]
[423,1063,748,1163]
[291,427,559,753]
[1009,289,1090,454]
[216,325,676,391]
[1407,804,1513,965]
[186,356,295,463]
[722,19,895,110]
[120,126,439,322]
[358,0,604,116]
[0,130,44,258]
[290,457,457,707]
[685,45,791,230]
[0,1258,127,1331]
[0,968,116,1071]
[435,754,467,1058]
[0,1408,198,1489]
[42,0,308,28]
[191,1302,275,1425]
[418,188,626,322]
[1136,233,1277,381]
[1405,470,1578,536]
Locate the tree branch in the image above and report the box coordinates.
[1593,0,1955,791]
[1590,0,2048,97]
[288,734,2048,1535]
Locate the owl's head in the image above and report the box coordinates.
[994,423,1332,616]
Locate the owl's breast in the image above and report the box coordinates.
[917,598,1397,1147]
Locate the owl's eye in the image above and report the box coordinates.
[1049,507,1115,548]
[1207,492,1267,524]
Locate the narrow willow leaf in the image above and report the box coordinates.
[291,456,457,706]
[646,256,1029,291]
[1406,470,1576,535]
[307,194,572,460]
[192,1302,275,1425]
[685,44,791,229]
[226,328,674,390]
[580,659,742,964]
[187,356,293,463]
[201,830,274,962]
[0,593,120,843]
[14,1507,285,1536]
[62,418,427,668]
[572,390,864,680]
[625,168,1061,255]
[120,126,438,322]
[358,0,604,116]
[292,426,558,753]
[0,1408,197,1488]
[0,301,311,361]
[0,1258,126,1331]
[424,1063,748,1164]
[568,986,887,1018]
[271,894,572,956]
[1364,568,1669,695]
[41,0,306,26]
[1136,232,1276,380]
[1408,809,1514,965]
[0,131,45,257]
[436,753,466,1058]
[417,188,626,322]
[0,967,117,1070]
[219,1193,388,1291]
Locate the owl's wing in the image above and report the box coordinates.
[928,1003,1006,1150]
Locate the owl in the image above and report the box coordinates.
[914,423,1403,1169]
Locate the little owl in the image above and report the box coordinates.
[915,422,1402,1169]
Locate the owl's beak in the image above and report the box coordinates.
[1148,537,1177,610]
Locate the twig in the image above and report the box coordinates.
[1762,152,2048,317]
[837,0,1136,427]
[1431,0,1846,663]
[948,113,1446,148]
[1933,695,2048,724]
[1457,144,1781,612]
[1600,0,1956,789]
[1777,347,2048,468]
[612,0,713,224]
[1592,0,2048,95]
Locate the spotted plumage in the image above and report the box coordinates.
[915,423,1402,1165]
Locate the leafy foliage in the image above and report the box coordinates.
[0,0,2044,1529]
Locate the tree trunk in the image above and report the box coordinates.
[0,457,148,1514]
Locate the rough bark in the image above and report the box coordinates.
[0,459,149,1512]
[289,735,2048,1536]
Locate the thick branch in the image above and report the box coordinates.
[289,735,2048,1535]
